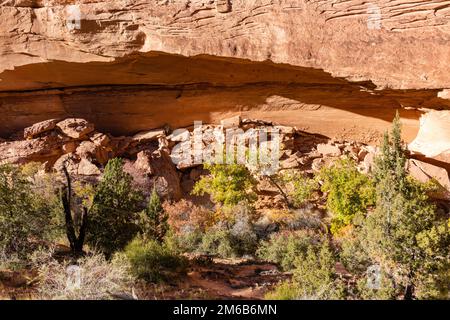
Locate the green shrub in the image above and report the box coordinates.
[266,243,346,300]
[198,208,258,258]
[257,230,322,271]
[317,158,375,234]
[282,171,317,207]
[122,237,187,283]
[87,158,144,257]
[138,187,168,243]
[0,164,55,260]
[200,225,235,258]
[229,211,258,256]
[193,163,257,207]
[164,229,203,254]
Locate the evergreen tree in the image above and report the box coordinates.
[355,112,450,299]
[139,186,168,243]
[87,158,143,257]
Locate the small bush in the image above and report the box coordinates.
[164,229,203,254]
[265,206,324,232]
[33,249,134,300]
[266,243,346,300]
[282,170,317,208]
[121,237,187,283]
[317,158,375,234]
[199,207,259,258]
[257,230,322,271]
[229,211,258,256]
[192,163,257,207]
[138,187,168,242]
[164,200,215,235]
[0,164,55,260]
[200,225,235,258]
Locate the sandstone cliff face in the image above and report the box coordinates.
[1,0,450,89]
[0,1,449,149]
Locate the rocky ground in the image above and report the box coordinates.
[1,115,448,203]
[0,255,287,300]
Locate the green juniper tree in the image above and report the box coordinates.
[87,158,143,257]
[347,112,450,299]
[139,186,168,243]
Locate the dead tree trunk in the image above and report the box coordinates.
[61,166,88,254]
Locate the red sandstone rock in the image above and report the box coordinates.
[57,118,94,139]
[23,119,58,139]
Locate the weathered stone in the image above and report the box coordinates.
[131,150,182,200]
[275,125,296,135]
[0,135,64,164]
[167,129,190,142]
[134,151,154,175]
[132,129,165,143]
[317,143,342,157]
[362,153,376,174]
[90,132,110,147]
[216,0,231,13]
[358,150,369,162]
[62,141,78,154]
[53,153,79,176]
[312,158,324,172]
[78,158,101,176]
[221,115,241,129]
[56,118,94,139]
[409,159,450,191]
[409,111,450,158]
[23,119,58,139]
[75,140,110,165]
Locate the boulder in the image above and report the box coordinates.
[77,141,111,165]
[77,158,101,176]
[23,119,58,139]
[53,153,79,176]
[150,149,182,200]
[312,158,325,172]
[90,132,110,147]
[56,118,94,139]
[317,143,342,157]
[409,111,450,158]
[275,125,296,135]
[220,115,241,129]
[167,129,190,142]
[362,152,376,173]
[62,141,78,154]
[408,159,450,191]
[132,129,165,143]
[0,135,64,164]
[134,151,154,175]
[358,150,369,162]
[128,150,182,200]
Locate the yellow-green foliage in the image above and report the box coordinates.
[0,164,56,259]
[192,163,257,207]
[282,170,317,208]
[318,158,375,234]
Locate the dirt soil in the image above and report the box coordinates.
[137,257,289,300]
